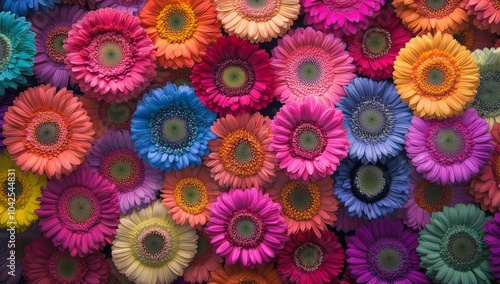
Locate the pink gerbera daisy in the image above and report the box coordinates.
[271,27,356,106]
[205,188,288,268]
[463,0,500,34]
[36,167,120,257]
[183,230,223,283]
[191,35,275,116]
[64,8,156,103]
[86,130,163,214]
[302,0,385,37]
[345,7,413,80]
[332,203,364,233]
[405,108,494,185]
[271,99,349,181]
[277,230,344,284]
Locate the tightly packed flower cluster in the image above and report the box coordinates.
[1,0,500,283]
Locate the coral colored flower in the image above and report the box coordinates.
[183,230,223,283]
[94,0,146,15]
[484,212,500,279]
[191,35,275,116]
[86,130,163,214]
[23,237,109,284]
[302,0,384,37]
[332,203,364,233]
[463,0,500,34]
[139,0,221,69]
[347,219,430,284]
[393,0,468,34]
[278,230,344,284]
[112,200,198,284]
[271,99,349,181]
[0,11,36,96]
[205,188,288,268]
[406,108,494,185]
[161,165,219,227]
[149,66,192,91]
[3,84,95,178]
[0,91,15,152]
[345,7,413,80]
[215,0,299,43]
[208,263,282,284]
[36,167,120,257]
[29,4,87,89]
[271,27,356,106]
[393,32,480,120]
[265,171,338,237]
[417,204,493,283]
[205,112,276,189]
[64,8,157,103]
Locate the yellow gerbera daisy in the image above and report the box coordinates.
[393,32,480,120]
[0,150,46,232]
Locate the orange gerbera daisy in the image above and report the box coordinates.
[204,112,276,189]
[393,32,479,120]
[2,85,94,178]
[208,263,283,284]
[161,165,220,227]
[265,171,338,237]
[139,0,222,69]
[392,0,468,34]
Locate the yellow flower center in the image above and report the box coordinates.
[173,177,208,214]
[219,129,265,177]
[414,179,451,213]
[413,50,458,99]
[280,181,321,221]
[156,3,197,43]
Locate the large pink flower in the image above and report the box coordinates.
[64,8,156,103]
[463,0,500,34]
[271,99,349,181]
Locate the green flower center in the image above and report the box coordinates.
[294,243,323,272]
[67,195,94,223]
[222,66,247,89]
[162,117,187,143]
[0,34,12,69]
[360,108,385,134]
[194,234,208,258]
[110,161,132,180]
[35,121,60,146]
[424,184,444,203]
[425,0,446,9]
[143,233,165,254]
[427,69,446,85]
[362,28,392,58]
[168,13,186,32]
[299,131,320,150]
[290,186,312,211]
[57,257,78,279]
[474,71,500,117]
[234,142,254,164]
[182,186,201,204]
[378,248,402,271]
[440,226,486,272]
[237,219,255,238]
[355,165,386,198]
[298,61,320,83]
[100,43,123,67]
[247,0,267,8]
[107,103,130,124]
[434,128,464,157]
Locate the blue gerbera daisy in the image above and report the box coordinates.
[334,154,410,220]
[0,11,36,96]
[2,0,60,17]
[131,83,217,172]
[337,78,412,164]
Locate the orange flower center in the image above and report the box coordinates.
[226,272,268,284]
[219,129,265,177]
[173,177,208,214]
[493,0,500,10]
[417,0,460,19]
[453,28,474,50]
[412,50,458,99]
[414,179,451,213]
[493,153,500,181]
[280,181,321,221]
[156,3,197,43]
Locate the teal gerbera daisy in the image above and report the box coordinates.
[0,11,35,96]
[417,204,493,284]
[131,82,216,172]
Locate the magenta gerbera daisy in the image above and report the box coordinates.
[405,108,494,185]
[302,0,385,37]
[484,212,500,279]
[271,99,349,181]
[190,35,275,116]
[271,27,356,106]
[64,8,156,103]
[205,188,288,268]
[277,230,344,284]
[86,130,163,214]
[36,167,121,257]
[345,7,413,81]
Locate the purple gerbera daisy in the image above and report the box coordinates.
[484,212,500,279]
[94,0,146,16]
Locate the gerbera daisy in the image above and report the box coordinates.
[0,11,36,96]
[333,203,364,233]
[139,0,221,69]
[405,108,494,185]
[149,66,192,91]
[453,23,497,51]
[131,83,216,172]
[393,32,480,120]
[214,0,299,43]
[463,0,500,34]
[0,151,46,231]
[205,188,288,268]
[278,230,344,284]
[0,91,15,152]
[393,0,468,34]
[2,0,60,17]
[208,263,282,284]
[399,168,473,231]
[264,171,338,237]
[64,8,157,103]
[205,112,276,189]
[2,84,95,178]
[347,219,430,283]
[471,48,500,129]
[184,230,224,283]
[484,212,500,279]
[23,237,109,283]
[302,0,384,37]
[271,27,356,106]
[345,7,413,80]
[191,35,275,116]
[94,0,147,15]
[161,165,219,227]
[334,155,410,220]
[337,78,413,164]
[29,4,87,89]
[271,99,349,181]
[36,167,120,257]
[417,204,493,283]
[86,130,163,214]
[112,200,198,284]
